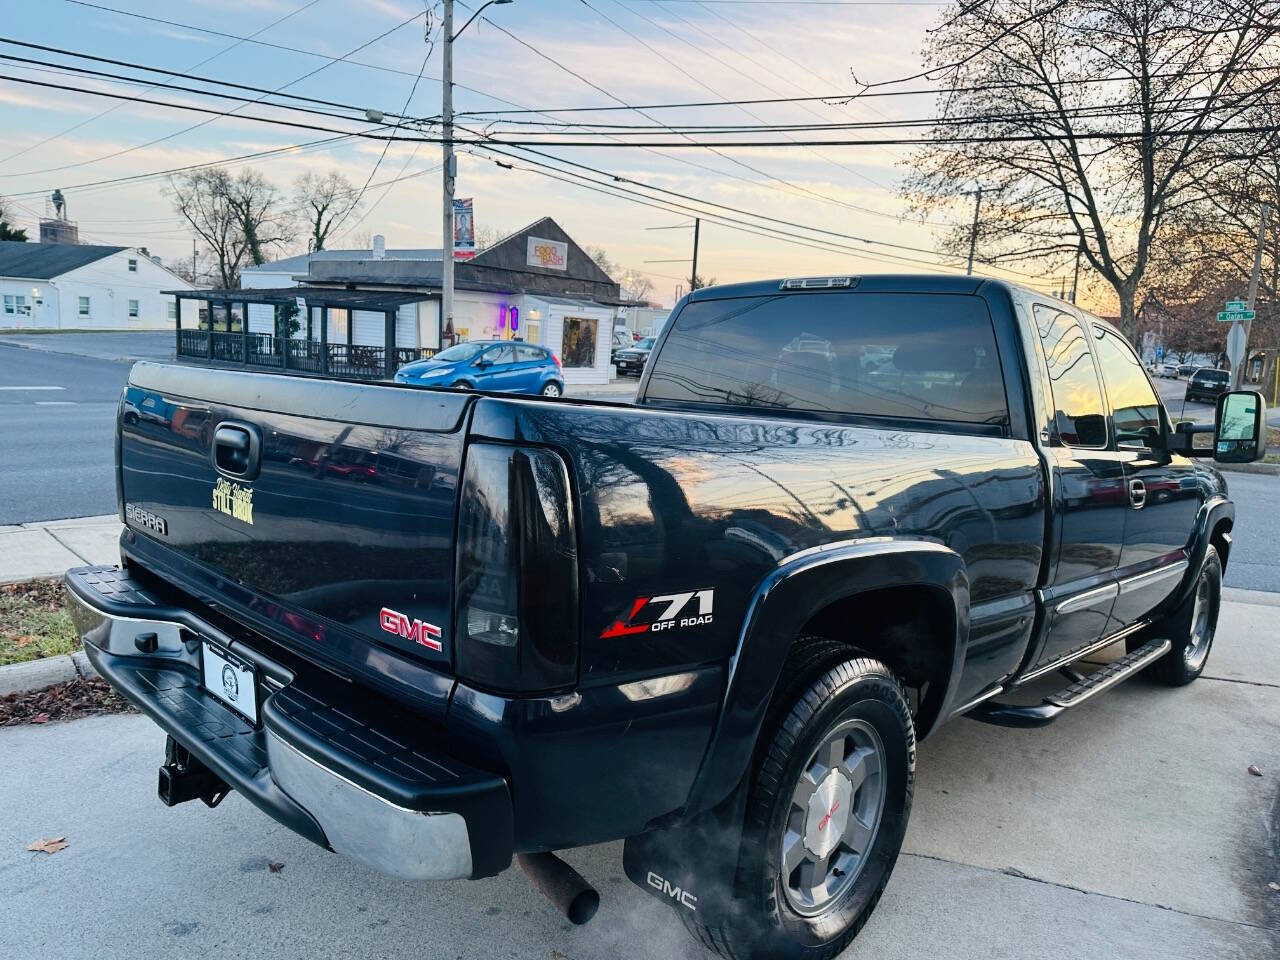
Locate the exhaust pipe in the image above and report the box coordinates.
[517,852,600,925]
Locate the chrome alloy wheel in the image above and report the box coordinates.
[780,718,887,916]
[1184,567,1215,672]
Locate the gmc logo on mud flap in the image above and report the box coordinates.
[601,590,714,639]
[647,871,697,910]
[379,607,443,651]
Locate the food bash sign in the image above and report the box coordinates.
[526,236,567,271]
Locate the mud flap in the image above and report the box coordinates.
[622,778,751,926]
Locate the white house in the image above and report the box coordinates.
[0,241,196,330]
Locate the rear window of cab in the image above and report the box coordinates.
[644,292,1009,427]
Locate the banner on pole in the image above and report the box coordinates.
[453,198,476,261]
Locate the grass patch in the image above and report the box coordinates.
[0,579,78,667]
[1267,426,1280,449]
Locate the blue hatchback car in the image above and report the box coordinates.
[394,340,565,396]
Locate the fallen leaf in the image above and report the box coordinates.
[268,861,284,874]
[28,713,49,725]
[14,636,35,648]
[27,837,68,855]
[1248,764,1263,777]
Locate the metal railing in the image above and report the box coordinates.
[327,343,386,378]
[210,331,244,363]
[247,333,282,367]
[177,329,209,357]
[177,332,440,380]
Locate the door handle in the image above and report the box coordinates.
[212,422,261,480]
[1128,478,1146,509]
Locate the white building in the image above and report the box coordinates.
[0,241,195,330]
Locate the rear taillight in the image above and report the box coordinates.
[455,443,578,693]
[552,353,562,369]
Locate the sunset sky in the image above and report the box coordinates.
[0,0,1070,304]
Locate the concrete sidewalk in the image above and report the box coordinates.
[0,515,122,584]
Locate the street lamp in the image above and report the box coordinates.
[441,0,513,346]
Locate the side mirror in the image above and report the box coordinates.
[1214,390,1268,463]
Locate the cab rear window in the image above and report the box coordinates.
[644,292,1008,426]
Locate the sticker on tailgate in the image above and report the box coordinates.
[212,477,254,525]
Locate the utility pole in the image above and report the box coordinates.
[1070,240,1083,304]
[690,217,700,291]
[440,0,455,347]
[440,0,513,346]
[192,238,197,286]
[1233,202,1269,390]
[965,186,983,276]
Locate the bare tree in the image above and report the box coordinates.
[169,169,247,288]
[901,0,1280,339]
[474,223,512,251]
[224,169,293,267]
[294,170,358,252]
[621,272,655,303]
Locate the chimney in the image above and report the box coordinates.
[372,234,386,260]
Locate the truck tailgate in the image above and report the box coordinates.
[118,363,469,676]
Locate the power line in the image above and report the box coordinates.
[327,4,440,240]
[461,132,1047,277]
[8,7,426,179]
[2,72,1272,152]
[0,37,424,122]
[1,0,322,167]
[455,65,1280,116]
[0,50,402,128]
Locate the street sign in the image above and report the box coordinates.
[1227,322,1247,372]
[1226,299,1247,311]
[1218,309,1255,323]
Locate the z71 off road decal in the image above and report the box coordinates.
[601,589,714,638]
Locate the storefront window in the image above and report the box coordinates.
[561,316,597,368]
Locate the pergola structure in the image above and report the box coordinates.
[166,287,437,380]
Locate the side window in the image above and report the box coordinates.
[1094,327,1162,445]
[486,345,516,364]
[516,345,543,362]
[1032,305,1107,448]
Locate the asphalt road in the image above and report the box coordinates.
[0,343,131,524]
[2,595,1276,960]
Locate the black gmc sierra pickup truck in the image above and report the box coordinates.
[67,275,1266,959]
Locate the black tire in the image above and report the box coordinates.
[540,381,563,397]
[1128,546,1222,686]
[451,380,473,391]
[683,640,915,960]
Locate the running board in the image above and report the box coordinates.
[968,638,1172,729]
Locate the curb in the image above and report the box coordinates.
[0,649,98,697]
[1215,460,1280,477]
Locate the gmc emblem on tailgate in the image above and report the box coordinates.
[379,607,443,651]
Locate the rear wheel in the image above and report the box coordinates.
[682,642,914,960]
[541,381,562,397]
[1128,546,1221,686]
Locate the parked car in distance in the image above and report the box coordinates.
[395,340,564,397]
[1157,362,1179,378]
[1177,363,1195,378]
[1185,367,1231,404]
[609,328,634,366]
[613,336,655,377]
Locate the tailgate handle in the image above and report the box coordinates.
[213,422,261,480]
